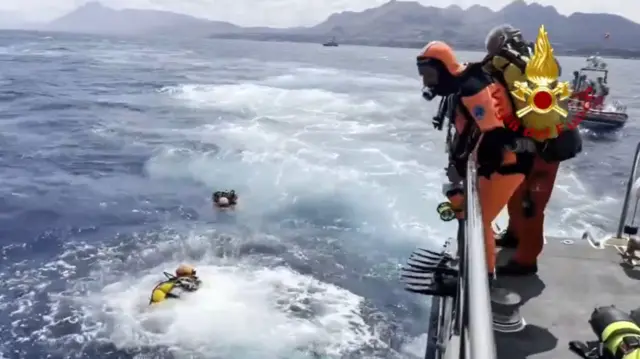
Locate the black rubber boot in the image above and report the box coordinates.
[496,259,538,276]
[495,230,519,249]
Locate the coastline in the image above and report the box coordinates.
[210,33,640,59]
[3,28,636,59]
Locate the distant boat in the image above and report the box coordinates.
[568,56,628,132]
[322,37,338,47]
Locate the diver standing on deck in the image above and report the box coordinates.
[482,25,582,276]
[417,40,531,279]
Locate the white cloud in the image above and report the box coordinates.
[0,0,636,27]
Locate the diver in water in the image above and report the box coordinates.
[212,190,238,209]
[149,264,201,305]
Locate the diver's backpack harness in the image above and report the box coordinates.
[482,47,582,163]
[437,92,478,178]
[433,63,533,179]
[162,271,201,291]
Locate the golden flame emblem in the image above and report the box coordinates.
[511,25,572,118]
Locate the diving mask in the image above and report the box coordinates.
[417,58,458,101]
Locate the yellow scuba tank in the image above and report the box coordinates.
[590,306,640,359]
[150,281,175,304]
[483,24,566,141]
[483,24,581,163]
[439,185,464,221]
[490,51,565,141]
[437,202,456,222]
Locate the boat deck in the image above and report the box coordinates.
[494,237,640,359]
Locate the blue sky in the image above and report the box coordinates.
[0,0,634,27]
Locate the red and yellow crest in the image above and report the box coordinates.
[511,25,572,118]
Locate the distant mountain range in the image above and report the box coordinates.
[44,2,239,36]
[41,1,640,57]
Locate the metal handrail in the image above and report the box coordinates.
[616,142,640,238]
[462,157,497,359]
[418,157,497,359]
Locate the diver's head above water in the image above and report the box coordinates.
[416,41,464,100]
[174,264,200,291]
[175,264,197,278]
[212,190,238,208]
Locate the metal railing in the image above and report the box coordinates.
[616,142,640,238]
[416,157,497,359]
[461,157,497,359]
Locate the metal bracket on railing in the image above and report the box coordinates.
[580,142,640,269]
[615,142,640,239]
[401,240,459,297]
[621,238,640,267]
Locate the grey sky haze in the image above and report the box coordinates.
[0,0,634,27]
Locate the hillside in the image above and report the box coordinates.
[46,2,240,36]
[45,1,640,55]
[223,0,639,52]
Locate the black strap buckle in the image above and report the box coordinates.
[569,341,601,359]
[617,336,640,358]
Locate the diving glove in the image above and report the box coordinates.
[476,127,516,178]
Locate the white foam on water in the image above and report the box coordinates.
[400,333,428,359]
[78,62,614,358]
[79,263,375,359]
[154,78,448,244]
[156,71,604,239]
[163,83,386,120]
[0,40,624,359]
[146,67,612,250]
[261,67,417,92]
[7,230,388,359]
